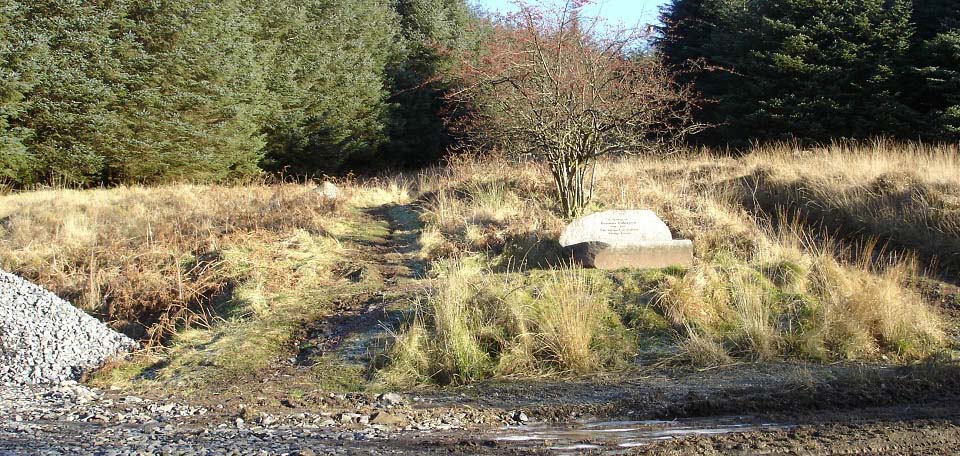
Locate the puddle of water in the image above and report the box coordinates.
[581,420,670,429]
[553,444,603,450]
[488,417,790,454]
[495,435,540,442]
[334,312,406,365]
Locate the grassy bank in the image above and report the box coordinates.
[377,144,953,385]
[0,183,343,343]
[0,179,416,389]
[741,141,960,276]
[0,142,954,391]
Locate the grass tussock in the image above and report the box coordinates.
[414,155,564,268]
[378,259,634,386]
[654,243,944,364]
[346,175,413,208]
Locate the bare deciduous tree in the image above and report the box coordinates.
[448,0,703,217]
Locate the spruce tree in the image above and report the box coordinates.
[108,0,269,183]
[658,0,757,143]
[1,0,128,185]
[1,0,475,185]
[749,0,915,140]
[659,0,918,143]
[0,6,33,182]
[386,0,476,167]
[0,0,271,185]
[909,0,960,140]
[258,0,402,175]
[658,0,711,76]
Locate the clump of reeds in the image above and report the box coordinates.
[378,259,634,385]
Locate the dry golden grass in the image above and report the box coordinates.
[2,175,416,389]
[397,143,952,371]
[86,179,413,388]
[413,155,564,267]
[3,141,953,389]
[0,182,342,344]
[653,240,944,362]
[593,148,948,363]
[741,140,960,274]
[346,175,414,208]
[745,141,960,187]
[677,326,732,366]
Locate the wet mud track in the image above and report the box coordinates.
[5,351,960,454]
[410,361,960,454]
[634,417,960,455]
[294,291,397,365]
[295,203,428,367]
[5,407,959,455]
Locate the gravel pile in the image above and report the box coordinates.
[0,270,137,384]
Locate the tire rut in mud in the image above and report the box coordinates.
[294,292,390,366]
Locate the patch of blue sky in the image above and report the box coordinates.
[470,0,669,27]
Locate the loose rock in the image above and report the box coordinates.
[370,411,406,427]
[315,181,341,200]
[377,393,403,406]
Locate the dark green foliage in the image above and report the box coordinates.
[108,0,269,183]
[912,0,958,42]
[658,0,951,144]
[657,0,712,78]
[259,0,479,174]
[257,0,402,175]
[908,0,960,140]
[659,0,762,143]
[748,0,915,141]
[383,0,477,168]
[1,0,126,185]
[0,0,477,186]
[0,7,33,182]
[0,0,270,186]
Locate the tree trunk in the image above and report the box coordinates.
[551,158,589,218]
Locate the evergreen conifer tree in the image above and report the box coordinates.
[1,0,128,184]
[258,0,401,175]
[0,0,479,185]
[909,0,960,140]
[0,6,34,182]
[659,0,918,143]
[386,0,476,167]
[108,0,269,183]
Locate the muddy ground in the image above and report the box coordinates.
[5,361,960,454]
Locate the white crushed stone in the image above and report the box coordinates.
[0,270,137,385]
